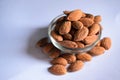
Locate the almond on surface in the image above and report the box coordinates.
[74,27,89,41]
[59,21,71,35]
[48,64,67,75]
[60,53,76,64]
[89,46,105,56]
[101,37,111,50]
[68,60,84,72]
[42,43,54,54]
[49,48,61,59]
[36,37,48,47]
[76,53,92,62]
[59,40,78,48]
[67,9,83,21]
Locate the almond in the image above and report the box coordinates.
[94,15,101,23]
[85,13,94,20]
[89,23,100,36]
[59,40,78,48]
[67,9,83,21]
[42,43,54,54]
[59,21,71,35]
[36,37,48,47]
[60,53,76,64]
[49,48,61,59]
[75,42,85,48]
[101,37,111,50]
[95,40,101,47]
[51,57,68,66]
[68,60,84,72]
[76,53,92,62]
[74,27,89,41]
[89,46,105,56]
[63,33,72,40]
[79,18,94,27]
[51,30,63,41]
[84,35,98,45]
[48,64,67,75]
[72,21,83,29]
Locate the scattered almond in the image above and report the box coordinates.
[60,53,76,64]
[48,64,67,75]
[89,46,105,56]
[68,60,84,72]
[36,37,48,47]
[42,43,54,54]
[76,53,92,61]
[49,48,61,59]
[101,37,111,50]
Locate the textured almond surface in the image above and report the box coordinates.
[76,42,85,48]
[76,53,92,61]
[59,40,78,48]
[94,15,101,23]
[85,13,94,20]
[49,48,61,59]
[63,33,72,40]
[51,57,68,66]
[80,18,94,27]
[89,23,100,36]
[72,21,83,29]
[84,35,98,44]
[68,60,84,72]
[74,27,89,41]
[51,30,63,41]
[67,9,83,21]
[101,37,111,50]
[36,37,48,47]
[42,43,54,54]
[60,53,76,64]
[48,64,67,75]
[89,46,105,56]
[59,21,71,35]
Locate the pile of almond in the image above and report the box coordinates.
[51,9,102,48]
[36,9,112,75]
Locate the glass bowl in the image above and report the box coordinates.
[48,14,102,53]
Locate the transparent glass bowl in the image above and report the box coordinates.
[48,14,102,53]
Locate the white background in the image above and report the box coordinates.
[0,0,120,80]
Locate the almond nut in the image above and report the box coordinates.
[36,37,48,47]
[94,15,101,23]
[48,64,67,75]
[80,18,94,27]
[76,53,92,61]
[42,43,54,54]
[51,30,63,41]
[72,21,83,29]
[101,37,111,50]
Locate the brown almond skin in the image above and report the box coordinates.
[94,15,102,23]
[67,9,83,21]
[74,27,89,41]
[101,37,111,50]
[68,60,84,72]
[89,46,105,56]
[84,35,98,45]
[49,48,61,59]
[60,53,76,64]
[63,33,72,40]
[42,43,54,54]
[76,53,92,62]
[59,21,71,35]
[80,18,94,27]
[51,30,63,41]
[59,40,78,48]
[72,21,83,29]
[76,42,85,48]
[85,13,94,20]
[95,40,101,47]
[51,57,68,66]
[48,64,67,75]
[89,23,100,36]
[36,37,48,47]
